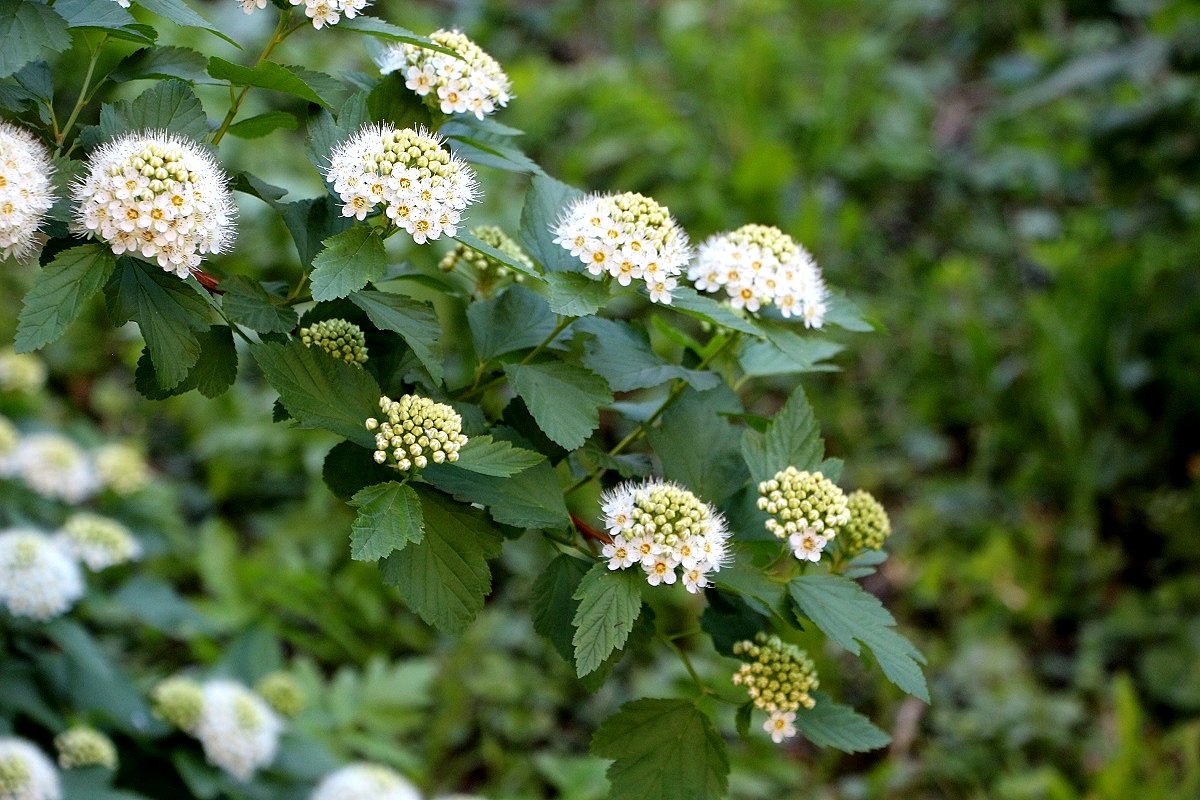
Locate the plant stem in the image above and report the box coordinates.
[459,316,575,400]
[211,11,294,146]
[662,636,715,697]
[54,35,106,157]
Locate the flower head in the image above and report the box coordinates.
[763,710,797,744]
[599,480,728,592]
[326,125,477,244]
[378,29,512,120]
[152,677,204,732]
[756,467,849,563]
[0,529,84,621]
[54,727,117,771]
[311,763,422,800]
[194,680,282,782]
[57,513,142,571]
[0,738,60,800]
[842,489,892,555]
[368,395,467,471]
[0,348,47,394]
[439,225,532,297]
[300,318,368,367]
[12,433,98,504]
[73,131,235,277]
[732,633,819,718]
[256,672,306,718]
[0,122,55,262]
[688,224,828,327]
[93,442,151,495]
[552,192,690,304]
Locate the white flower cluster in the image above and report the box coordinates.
[9,432,100,505]
[73,131,235,277]
[326,125,478,244]
[366,394,467,471]
[689,224,828,327]
[599,479,729,593]
[193,680,283,782]
[311,763,422,800]
[93,442,152,496]
[236,0,370,28]
[0,738,60,800]
[0,348,47,394]
[0,529,84,621]
[0,122,55,261]
[757,467,850,564]
[553,192,690,304]
[57,512,142,571]
[378,30,512,120]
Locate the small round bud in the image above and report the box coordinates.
[300,318,368,367]
[842,489,892,555]
[369,395,467,473]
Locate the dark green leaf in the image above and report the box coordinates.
[422,459,568,529]
[669,286,761,336]
[454,230,539,278]
[467,284,556,361]
[277,196,353,268]
[648,386,748,506]
[0,0,70,79]
[579,317,719,392]
[571,564,643,677]
[208,57,337,107]
[321,441,395,500]
[532,554,591,662]
[740,384,823,484]
[15,245,117,352]
[42,620,151,734]
[451,435,545,477]
[505,362,612,451]
[110,46,208,83]
[335,16,439,48]
[112,576,214,637]
[310,227,387,302]
[519,173,584,273]
[349,482,424,561]
[54,0,134,30]
[134,0,237,46]
[189,325,238,398]
[349,289,443,383]
[226,110,297,139]
[100,80,208,140]
[542,272,609,317]
[792,692,891,752]
[221,276,297,334]
[824,289,873,332]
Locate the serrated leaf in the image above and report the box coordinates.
[579,317,719,393]
[792,692,891,752]
[100,80,208,140]
[277,196,352,267]
[446,133,539,174]
[742,324,845,377]
[532,555,591,662]
[348,289,442,384]
[310,227,387,302]
[571,564,643,677]
[451,435,544,477]
[15,245,116,352]
[505,362,612,451]
[0,0,70,79]
[208,57,336,107]
[735,702,753,737]
[740,384,823,484]
[134,0,237,46]
[379,487,501,633]
[221,276,297,334]
[227,110,297,139]
[519,173,585,273]
[189,325,238,398]
[789,574,929,701]
[454,230,539,278]
[349,482,424,562]
[321,441,395,500]
[110,46,208,83]
[249,340,380,447]
[542,272,610,317]
[335,16,440,48]
[591,699,729,800]
[422,458,568,529]
[467,284,556,362]
[647,386,747,506]
[669,286,761,336]
[106,260,211,389]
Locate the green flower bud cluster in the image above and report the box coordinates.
[106,143,197,200]
[59,512,141,571]
[0,752,29,793]
[843,489,892,555]
[757,467,850,540]
[300,318,368,367]
[94,442,151,496]
[725,223,799,263]
[367,394,467,471]
[371,128,458,182]
[256,672,305,718]
[0,415,16,459]
[439,225,532,296]
[152,677,204,732]
[731,633,819,712]
[55,726,117,770]
[610,192,678,249]
[0,348,46,394]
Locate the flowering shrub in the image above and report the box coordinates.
[0,2,926,798]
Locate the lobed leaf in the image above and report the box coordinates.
[450,435,545,477]
[505,362,612,451]
[309,227,387,302]
[740,383,823,484]
[221,276,297,334]
[0,0,70,79]
[519,173,585,273]
[15,245,117,353]
[467,284,556,362]
[349,482,425,562]
[571,564,643,677]
[349,289,443,384]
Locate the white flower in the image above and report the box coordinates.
[788,529,828,563]
[12,433,98,504]
[93,443,151,495]
[275,0,370,27]
[0,348,47,394]
[681,567,709,594]
[57,513,142,571]
[111,0,131,6]
[0,529,84,621]
[73,131,236,277]
[326,125,477,245]
[764,710,797,744]
[237,0,268,11]
[553,193,690,304]
[0,122,55,262]
[602,536,638,571]
[369,394,468,472]
[193,681,282,782]
[0,738,61,800]
[378,30,512,120]
[311,763,422,800]
[688,224,828,328]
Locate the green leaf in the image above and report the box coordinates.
[134,0,238,46]
[277,196,353,268]
[467,285,556,361]
[226,110,297,139]
[379,487,501,633]
[542,272,610,317]
[789,574,929,702]
[738,336,843,377]
[532,554,591,662]
[188,325,238,398]
[42,620,152,734]
[221,276,297,334]
[740,384,823,484]
[110,46,208,83]
[519,173,585,273]
[0,1,70,79]
[451,435,545,477]
[647,385,747,506]
[335,16,440,48]
[15,245,117,352]
[579,318,719,392]
[591,699,729,800]
[310,227,387,302]
[792,692,891,753]
[454,230,539,279]
[669,287,761,336]
[824,289,874,332]
[208,57,336,107]
[54,0,135,30]
[423,458,568,529]
[349,482,424,562]
[100,80,208,140]
[250,339,381,447]
[321,441,395,500]
[348,289,443,384]
[106,260,212,389]
[571,564,643,677]
[505,362,612,451]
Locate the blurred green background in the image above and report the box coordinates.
[6,0,1200,797]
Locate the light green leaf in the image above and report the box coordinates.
[379,487,501,633]
[579,317,719,392]
[0,0,70,79]
[221,276,297,334]
[454,230,539,278]
[422,458,568,529]
[542,272,610,317]
[226,110,297,139]
[54,0,135,30]
[349,482,424,562]
[740,383,823,484]
[100,79,208,140]
[348,289,443,384]
[792,692,891,752]
[789,574,929,701]
[824,289,874,332]
[134,0,238,46]
[207,57,337,107]
[505,362,612,450]
[467,284,556,361]
[15,245,117,353]
[335,16,441,49]
[451,435,545,477]
[669,286,761,336]
[571,564,643,677]
[591,698,729,800]
[532,554,591,663]
[519,173,584,273]
[310,227,387,302]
